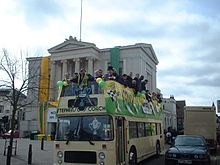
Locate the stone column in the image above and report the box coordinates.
[57,61,62,81]
[87,57,94,75]
[49,61,56,99]
[105,61,108,72]
[74,58,80,73]
[62,60,68,79]
[123,59,126,74]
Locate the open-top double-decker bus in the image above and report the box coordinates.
[54,80,164,165]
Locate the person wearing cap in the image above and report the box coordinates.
[104,66,120,82]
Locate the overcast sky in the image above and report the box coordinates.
[1,0,220,108]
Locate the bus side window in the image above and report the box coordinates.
[157,123,161,135]
[129,121,137,139]
[151,123,156,136]
[137,122,145,138]
[145,123,151,136]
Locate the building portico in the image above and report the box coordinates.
[48,36,100,100]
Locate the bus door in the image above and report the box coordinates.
[116,117,126,165]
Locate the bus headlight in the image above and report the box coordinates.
[99,152,105,160]
[99,161,104,165]
[57,151,63,158]
[58,159,62,164]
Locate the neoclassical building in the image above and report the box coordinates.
[48,36,159,100]
[20,36,159,137]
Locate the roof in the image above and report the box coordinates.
[0,88,26,98]
[176,135,205,139]
[101,43,159,65]
[176,100,186,108]
[0,89,11,96]
[47,37,159,65]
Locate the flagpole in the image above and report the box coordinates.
[79,0,83,41]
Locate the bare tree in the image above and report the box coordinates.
[0,49,41,165]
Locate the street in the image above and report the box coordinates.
[0,138,219,165]
[141,155,220,165]
[141,148,220,165]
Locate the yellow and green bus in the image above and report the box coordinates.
[54,80,164,165]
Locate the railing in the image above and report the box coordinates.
[61,82,103,97]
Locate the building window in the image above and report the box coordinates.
[5,110,10,114]
[0,105,4,113]
[146,72,152,91]
[18,110,25,121]
[22,112,25,120]
[145,62,153,91]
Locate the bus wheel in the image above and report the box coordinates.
[129,148,137,165]
[156,142,160,157]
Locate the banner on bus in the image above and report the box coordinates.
[104,81,163,119]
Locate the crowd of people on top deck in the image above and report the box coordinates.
[62,65,162,102]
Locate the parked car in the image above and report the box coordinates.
[165,135,210,165]
[30,130,40,140]
[2,130,19,138]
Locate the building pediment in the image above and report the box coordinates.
[61,43,82,49]
[131,43,158,65]
[141,45,159,65]
[48,36,99,54]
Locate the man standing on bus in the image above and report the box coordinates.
[104,66,120,82]
[74,68,94,87]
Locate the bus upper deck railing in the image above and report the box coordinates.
[61,82,103,97]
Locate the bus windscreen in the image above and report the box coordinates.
[56,115,113,141]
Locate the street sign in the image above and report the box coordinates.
[47,108,57,123]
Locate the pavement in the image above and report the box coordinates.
[0,138,169,165]
[0,138,54,165]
